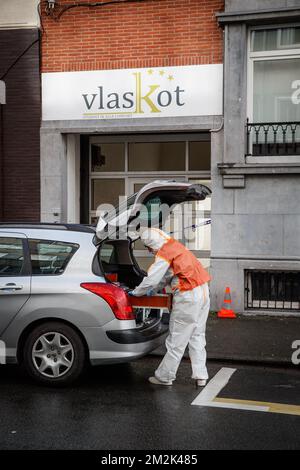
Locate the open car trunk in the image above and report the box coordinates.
[97,238,146,290]
[95,180,211,242]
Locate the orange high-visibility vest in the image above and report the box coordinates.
[157,238,211,292]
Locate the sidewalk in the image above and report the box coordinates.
[152,313,300,365]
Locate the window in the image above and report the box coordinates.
[128,142,185,171]
[250,27,300,125]
[0,237,24,276]
[138,196,163,226]
[100,243,115,264]
[248,27,300,156]
[29,240,78,275]
[189,142,211,171]
[251,27,300,52]
[91,179,125,210]
[91,143,125,172]
[253,58,300,123]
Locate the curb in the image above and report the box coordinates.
[150,350,298,367]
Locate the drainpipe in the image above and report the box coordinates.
[210,27,225,134]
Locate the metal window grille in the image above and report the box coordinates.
[245,270,300,311]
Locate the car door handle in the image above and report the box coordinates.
[0,284,23,291]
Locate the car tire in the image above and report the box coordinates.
[23,322,86,387]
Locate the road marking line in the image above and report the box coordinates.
[191,367,236,406]
[213,398,300,416]
[197,401,269,412]
[191,368,300,416]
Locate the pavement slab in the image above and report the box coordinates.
[153,314,300,365]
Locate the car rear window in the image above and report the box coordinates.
[29,239,79,275]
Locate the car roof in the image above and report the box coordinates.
[0,223,97,244]
[0,223,96,234]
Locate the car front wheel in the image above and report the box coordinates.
[23,322,86,386]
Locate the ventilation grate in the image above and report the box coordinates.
[245,270,300,311]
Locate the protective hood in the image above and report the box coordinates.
[140,228,171,252]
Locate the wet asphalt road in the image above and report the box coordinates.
[0,357,299,450]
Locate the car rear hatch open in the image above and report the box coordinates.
[95,180,211,242]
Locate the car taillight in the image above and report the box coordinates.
[80,283,135,320]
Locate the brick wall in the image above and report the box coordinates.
[0,29,40,222]
[41,0,224,72]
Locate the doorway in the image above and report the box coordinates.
[86,133,211,270]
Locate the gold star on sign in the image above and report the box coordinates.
[168,75,174,81]
[159,70,165,76]
[148,69,154,75]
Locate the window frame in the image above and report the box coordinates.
[247,24,300,161]
[248,24,300,123]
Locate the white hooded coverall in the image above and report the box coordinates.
[132,228,211,383]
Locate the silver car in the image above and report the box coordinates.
[0,180,210,386]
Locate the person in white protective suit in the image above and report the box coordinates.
[130,228,211,387]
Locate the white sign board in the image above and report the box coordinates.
[42,65,223,121]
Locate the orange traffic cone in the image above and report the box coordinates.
[218,287,236,318]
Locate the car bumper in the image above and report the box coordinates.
[81,318,168,366]
[106,319,168,344]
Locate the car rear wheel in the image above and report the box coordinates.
[23,322,86,386]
